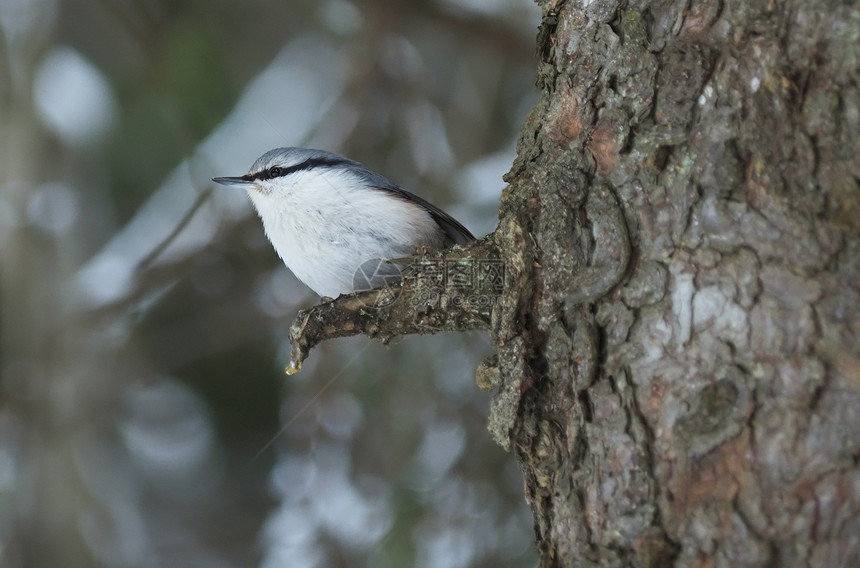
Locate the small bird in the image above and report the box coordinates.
[213,147,475,298]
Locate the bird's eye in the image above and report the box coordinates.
[268,167,283,179]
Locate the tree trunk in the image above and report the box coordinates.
[485,0,860,566]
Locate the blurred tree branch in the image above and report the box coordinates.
[136,186,214,273]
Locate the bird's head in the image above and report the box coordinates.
[212,147,357,195]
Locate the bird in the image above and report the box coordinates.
[213,147,475,299]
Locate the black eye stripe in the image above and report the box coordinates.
[251,157,352,181]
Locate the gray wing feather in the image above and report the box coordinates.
[337,159,476,245]
[374,185,475,245]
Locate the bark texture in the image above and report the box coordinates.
[484,0,860,566]
[286,238,500,373]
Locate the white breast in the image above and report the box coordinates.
[246,169,443,297]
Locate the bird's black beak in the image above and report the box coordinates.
[212,176,253,188]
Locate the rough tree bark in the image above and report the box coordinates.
[291,0,860,566]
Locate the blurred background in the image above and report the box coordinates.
[0,0,541,566]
